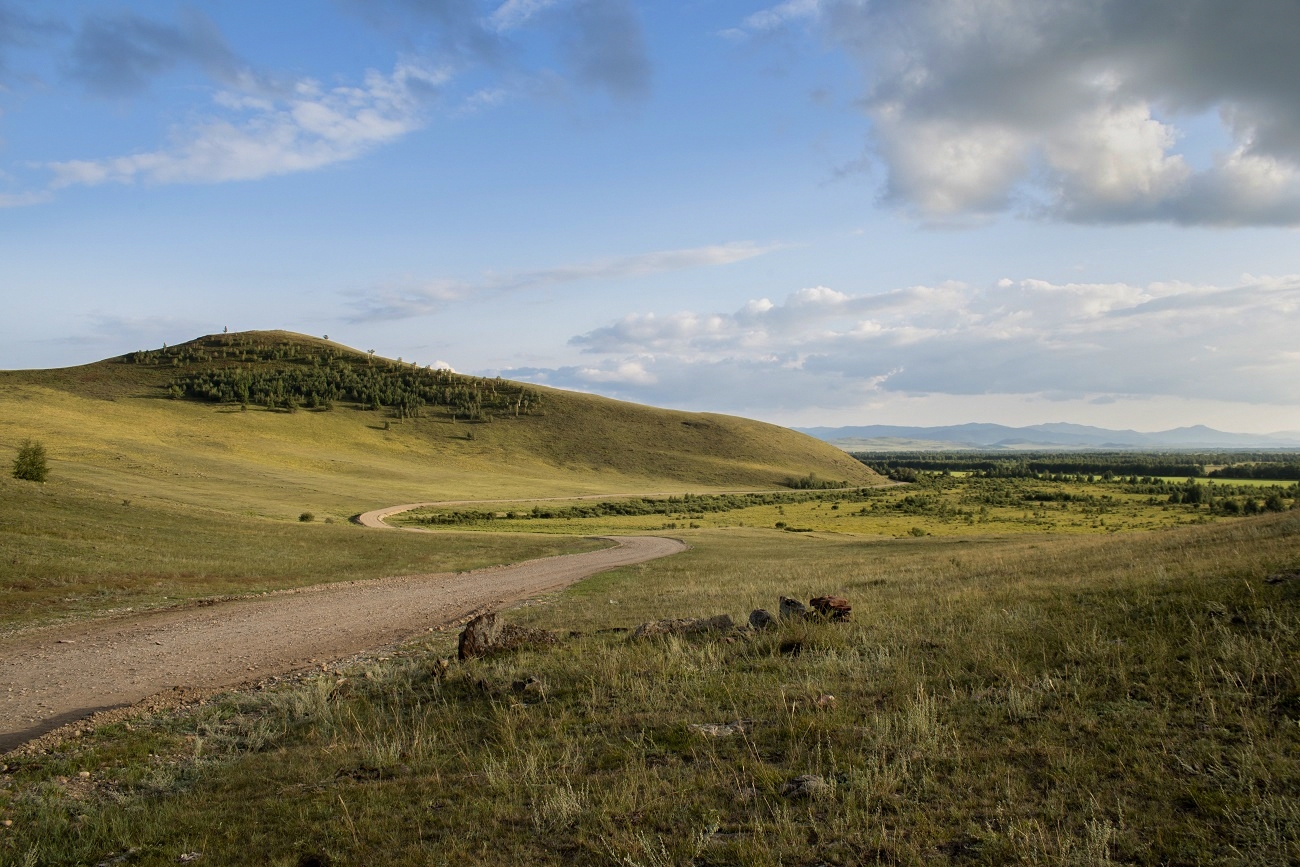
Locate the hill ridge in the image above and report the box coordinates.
[0,331,879,517]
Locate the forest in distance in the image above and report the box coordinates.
[854,449,1300,481]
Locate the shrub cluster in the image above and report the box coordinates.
[128,335,541,421]
[11,439,48,483]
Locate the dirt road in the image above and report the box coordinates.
[0,532,686,753]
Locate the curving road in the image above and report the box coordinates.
[0,500,686,753]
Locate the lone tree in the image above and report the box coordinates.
[12,439,49,483]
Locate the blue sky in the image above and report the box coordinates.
[2,0,1299,432]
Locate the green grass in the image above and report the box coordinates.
[0,330,878,627]
[0,331,876,523]
[0,474,604,631]
[4,513,1298,865]
[394,474,1299,537]
[6,332,1298,863]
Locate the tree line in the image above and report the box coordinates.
[854,450,1300,480]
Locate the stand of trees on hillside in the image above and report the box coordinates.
[127,335,542,421]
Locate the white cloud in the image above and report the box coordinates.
[46,62,446,188]
[743,0,822,32]
[756,0,1300,225]
[0,189,52,208]
[354,241,779,320]
[525,274,1300,413]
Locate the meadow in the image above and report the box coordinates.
[0,471,604,631]
[395,473,1300,538]
[2,335,1298,864]
[0,331,873,629]
[2,510,1297,865]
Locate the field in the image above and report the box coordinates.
[393,474,1299,537]
[0,331,875,629]
[0,472,606,631]
[2,512,1298,864]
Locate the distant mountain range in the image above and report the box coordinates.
[795,423,1300,452]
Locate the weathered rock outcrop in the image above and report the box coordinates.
[458,612,557,660]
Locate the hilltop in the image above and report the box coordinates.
[0,331,877,518]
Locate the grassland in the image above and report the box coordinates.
[0,331,875,628]
[3,511,1298,864]
[0,331,875,522]
[5,332,1299,864]
[394,473,1299,537]
[0,473,605,631]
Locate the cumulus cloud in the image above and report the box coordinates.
[743,0,1300,225]
[45,62,446,188]
[510,275,1300,412]
[354,241,777,320]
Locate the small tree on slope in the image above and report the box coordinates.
[12,439,49,483]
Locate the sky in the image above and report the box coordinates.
[1,0,1299,433]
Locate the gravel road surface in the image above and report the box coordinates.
[0,531,685,752]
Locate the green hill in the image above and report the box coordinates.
[0,331,879,519]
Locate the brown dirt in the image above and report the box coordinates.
[0,530,686,753]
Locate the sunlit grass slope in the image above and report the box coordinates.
[0,330,878,520]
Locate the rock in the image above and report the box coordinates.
[688,719,753,738]
[810,595,852,621]
[780,774,829,798]
[748,608,777,630]
[511,675,545,696]
[631,614,735,638]
[458,613,501,660]
[778,596,808,621]
[458,613,557,660]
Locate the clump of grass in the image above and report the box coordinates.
[4,513,1298,864]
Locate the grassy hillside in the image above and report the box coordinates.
[0,330,875,626]
[0,331,877,520]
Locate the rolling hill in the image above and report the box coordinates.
[0,331,878,519]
